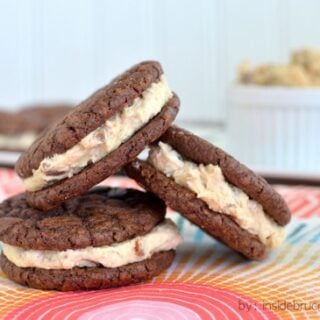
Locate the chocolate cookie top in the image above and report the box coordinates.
[0,187,165,250]
[0,105,72,135]
[0,112,37,135]
[157,126,291,226]
[19,104,73,132]
[16,61,163,178]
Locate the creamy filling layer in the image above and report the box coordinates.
[0,132,37,150]
[148,142,286,249]
[24,75,173,192]
[2,219,182,270]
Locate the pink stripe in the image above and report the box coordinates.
[5,283,277,320]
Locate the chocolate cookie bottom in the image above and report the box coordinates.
[0,250,175,291]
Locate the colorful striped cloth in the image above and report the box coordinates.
[0,168,319,319]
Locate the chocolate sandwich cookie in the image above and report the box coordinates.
[0,187,182,291]
[125,126,291,260]
[16,61,179,211]
[0,105,72,152]
[0,111,37,152]
[19,104,73,132]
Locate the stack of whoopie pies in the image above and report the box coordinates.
[0,61,291,291]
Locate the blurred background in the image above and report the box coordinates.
[0,0,319,180]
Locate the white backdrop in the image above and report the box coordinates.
[0,0,320,122]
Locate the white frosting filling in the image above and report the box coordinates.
[148,142,286,249]
[23,75,173,192]
[2,219,182,270]
[0,132,37,150]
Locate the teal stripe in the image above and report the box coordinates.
[177,216,185,233]
[194,228,204,243]
[310,232,320,243]
[290,225,320,244]
[287,223,306,241]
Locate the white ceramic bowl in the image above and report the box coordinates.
[227,85,320,175]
